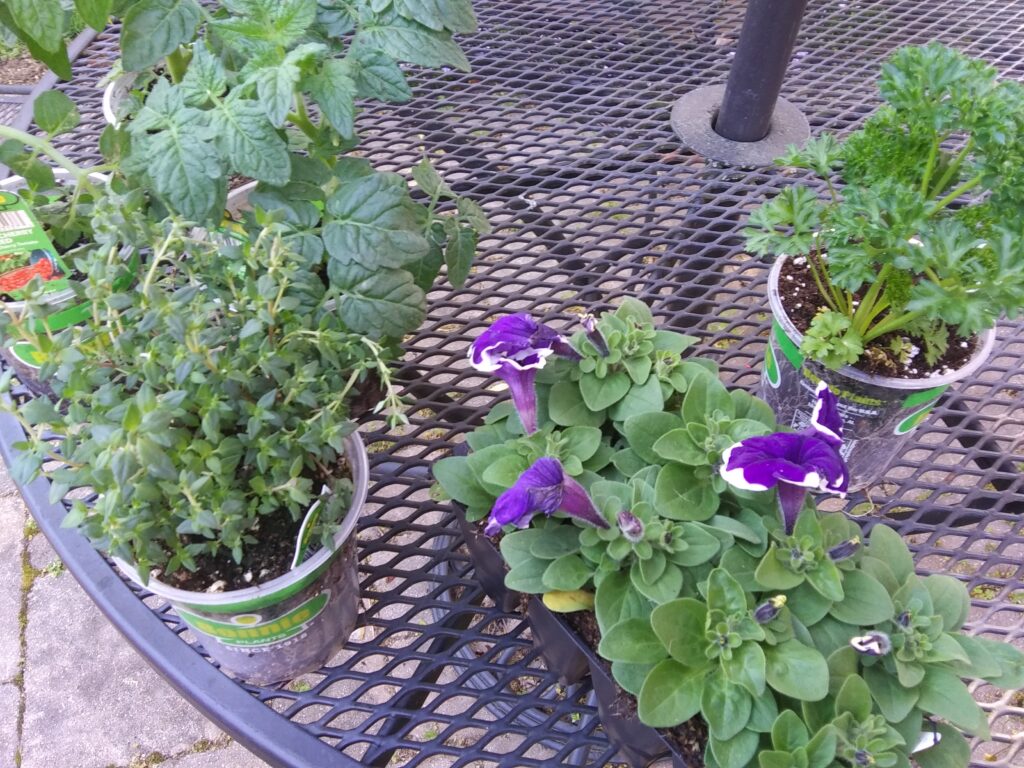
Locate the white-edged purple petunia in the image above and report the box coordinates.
[469,314,579,433]
[484,457,609,536]
[808,381,843,446]
[719,383,848,534]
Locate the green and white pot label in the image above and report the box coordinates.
[766,319,948,433]
[764,319,802,389]
[176,590,331,648]
[894,387,946,435]
[0,191,70,300]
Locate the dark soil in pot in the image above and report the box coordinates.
[0,52,46,84]
[161,456,351,592]
[779,257,975,378]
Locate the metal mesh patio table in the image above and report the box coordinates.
[2,0,1023,766]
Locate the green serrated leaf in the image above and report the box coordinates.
[308,59,357,138]
[121,0,201,72]
[0,4,70,78]
[34,91,79,137]
[394,0,477,33]
[327,263,425,339]
[411,158,452,198]
[180,44,227,105]
[349,46,412,102]
[75,0,113,30]
[444,227,476,288]
[210,95,291,186]
[256,61,301,127]
[7,0,63,53]
[356,10,470,71]
[324,172,430,269]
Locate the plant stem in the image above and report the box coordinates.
[851,263,890,334]
[863,309,925,342]
[919,137,940,196]
[927,139,973,200]
[805,250,840,313]
[929,175,983,215]
[165,47,188,84]
[288,94,319,141]
[0,125,93,186]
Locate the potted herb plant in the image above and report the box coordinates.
[744,43,1024,489]
[0,93,143,394]
[2,207,421,684]
[435,300,1024,767]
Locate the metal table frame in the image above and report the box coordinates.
[5,1,1024,766]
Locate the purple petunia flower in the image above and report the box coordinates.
[485,457,609,536]
[827,536,861,562]
[617,510,645,542]
[850,631,892,657]
[719,382,848,534]
[753,595,787,624]
[469,314,579,433]
[581,314,610,357]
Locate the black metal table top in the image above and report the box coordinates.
[4,1,1024,766]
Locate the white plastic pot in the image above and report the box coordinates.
[761,256,996,491]
[115,433,369,684]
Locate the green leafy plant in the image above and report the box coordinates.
[92,0,475,223]
[745,43,1024,371]
[435,300,1024,768]
[4,211,410,580]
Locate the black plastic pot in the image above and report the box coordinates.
[454,506,696,767]
[428,526,597,752]
[761,257,996,491]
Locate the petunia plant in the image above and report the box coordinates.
[434,300,1024,768]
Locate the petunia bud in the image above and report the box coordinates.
[754,595,787,624]
[853,750,875,766]
[827,536,860,562]
[850,631,892,657]
[617,510,645,543]
[581,314,610,357]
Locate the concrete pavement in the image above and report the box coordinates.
[0,457,271,768]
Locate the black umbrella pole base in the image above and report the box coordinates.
[670,83,809,167]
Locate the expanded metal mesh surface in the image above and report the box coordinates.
[12,0,1024,766]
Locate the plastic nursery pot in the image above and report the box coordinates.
[451,507,695,765]
[427,529,597,749]
[527,595,696,768]
[0,171,136,397]
[115,433,369,685]
[101,70,148,128]
[761,256,996,491]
